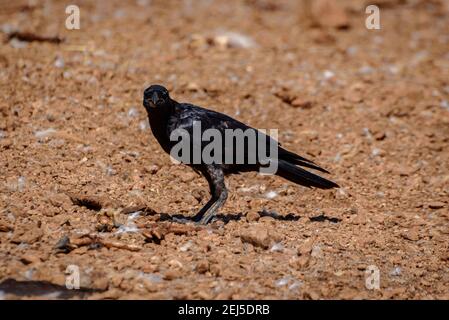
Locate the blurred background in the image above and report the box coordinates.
[0,0,448,299]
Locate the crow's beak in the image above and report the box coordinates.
[151,92,159,105]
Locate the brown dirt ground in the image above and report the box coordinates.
[0,0,448,300]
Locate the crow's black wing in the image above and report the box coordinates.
[169,103,328,169]
[167,103,337,189]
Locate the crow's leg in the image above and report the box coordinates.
[192,165,228,224]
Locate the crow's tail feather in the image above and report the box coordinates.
[279,148,330,174]
[276,159,339,189]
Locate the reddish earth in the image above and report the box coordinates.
[0,0,448,299]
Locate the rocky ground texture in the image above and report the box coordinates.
[0,0,448,299]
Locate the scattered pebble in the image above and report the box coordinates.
[428,202,445,209]
[401,229,420,241]
[212,31,257,49]
[288,280,302,291]
[17,176,26,192]
[335,188,348,200]
[270,242,284,252]
[275,276,291,287]
[245,211,260,222]
[322,70,335,80]
[128,107,139,118]
[54,57,65,68]
[311,245,322,258]
[139,120,149,131]
[371,148,381,156]
[240,225,282,249]
[115,211,141,234]
[264,191,278,199]
[9,38,27,49]
[34,128,56,139]
[196,260,209,274]
[179,240,193,252]
[139,272,162,284]
[390,266,402,277]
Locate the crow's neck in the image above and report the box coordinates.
[147,99,175,153]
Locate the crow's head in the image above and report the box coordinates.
[143,84,171,109]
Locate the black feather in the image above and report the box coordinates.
[276,160,339,189]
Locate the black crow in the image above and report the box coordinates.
[142,84,338,224]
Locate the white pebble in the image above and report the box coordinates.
[323,70,335,79]
[179,240,194,252]
[17,176,26,192]
[288,280,302,291]
[9,38,27,49]
[390,266,402,276]
[128,107,139,118]
[270,242,284,252]
[214,31,257,49]
[275,277,291,287]
[371,148,381,156]
[139,120,149,131]
[140,272,162,283]
[34,128,56,139]
[264,191,278,199]
[54,57,65,68]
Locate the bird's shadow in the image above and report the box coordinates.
[0,278,103,299]
[156,209,300,225]
[309,213,341,223]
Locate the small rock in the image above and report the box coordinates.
[240,225,281,249]
[335,188,348,200]
[147,164,160,174]
[351,213,367,225]
[264,190,278,199]
[275,276,291,287]
[196,260,209,274]
[297,237,315,256]
[323,70,335,79]
[209,264,221,276]
[270,242,284,252]
[0,222,13,232]
[401,229,420,241]
[17,176,26,192]
[127,107,139,118]
[164,269,181,280]
[20,254,41,265]
[139,120,149,131]
[91,277,109,291]
[180,171,197,183]
[428,202,445,209]
[296,256,310,269]
[54,56,65,68]
[48,193,72,208]
[246,211,260,222]
[310,0,350,29]
[11,227,43,244]
[390,266,402,277]
[34,128,56,139]
[212,31,257,49]
[186,82,200,91]
[179,240,193,252]
[290,98,313,109]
